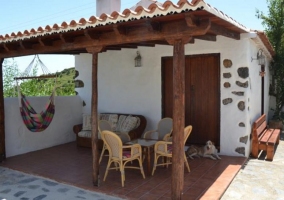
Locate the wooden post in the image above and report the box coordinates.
[87,46,103,186]
[0,58,5,162]
[166,37,188,200]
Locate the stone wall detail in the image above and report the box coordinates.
[236,81,248,88]
[238,101,245,111]
[223,98,233,105]
[237,67,249,79]
[223,73,231,78]
[224,82,231,88]
[223,59,232,68]
[75,80,84,88]
[74,70,79,79]
[222,60,248,156]
[239,136,248,144]
[232,91,244,96]
[235,147,245,155]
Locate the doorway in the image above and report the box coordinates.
[162,53,220,146]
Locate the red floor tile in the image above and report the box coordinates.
[0,142,246,200]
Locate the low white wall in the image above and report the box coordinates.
[4,95,82,157]
[75,34,270,157]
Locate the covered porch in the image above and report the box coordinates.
[0,1,274,199]
[0,142,246,200]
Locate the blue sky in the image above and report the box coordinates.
[0,0,269,73]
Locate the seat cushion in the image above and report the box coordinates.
[78,130,101,139]
[82,115,92,131]
[123,151,131,159]
[100,114,118,130]
[116,115,138,133]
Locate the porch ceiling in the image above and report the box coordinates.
[0,0,272,58]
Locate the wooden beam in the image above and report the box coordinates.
[209,22,240,40]
[14,75,57,80]
[59,34,74,43]
[0,19,211,58]
[171,39,185,200]
[84,30,100,41]
[184,13,198,27]
[38,38,53,46]
[19,41,33,50]
[194,35,216,41]
[105,47,122,51]
[145,20,161,32]
[3,44,9,52]
[113,24,127,36]
[0,58,5,162]
[87,46,103,187]
[166,36,192,45]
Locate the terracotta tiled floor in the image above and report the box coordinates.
[0,142,246,200]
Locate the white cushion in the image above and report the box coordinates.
[135,116,141,128]
[78,130,101,139]
[78,130,92,138]
[82,114,92,131]
[118,115,138,133]
[99,114,118,130]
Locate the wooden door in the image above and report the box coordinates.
[162,54,220,146]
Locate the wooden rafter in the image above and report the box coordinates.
[209,22,240,40]
[83,30,100,41]
[59,34,74,43]
[194,35,217,41]
[145,20,161,32]
[19,41,33,50]
[38,38,53,46]
[0,10,244,58]
[0,18,212,58]
[184,13,198,27]
[113,24,127,36]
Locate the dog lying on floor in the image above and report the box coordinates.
[186,140,221,160]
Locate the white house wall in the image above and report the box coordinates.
[5,96,82,157]
[75,35,269,157]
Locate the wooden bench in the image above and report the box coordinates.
[251,114,280,161]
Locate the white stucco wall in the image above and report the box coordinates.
[5,95,82,157]
[75,34,271,157]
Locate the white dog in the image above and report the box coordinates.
[186,140,221,160]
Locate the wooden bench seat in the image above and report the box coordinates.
[251,114,280,161]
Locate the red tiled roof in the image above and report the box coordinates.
[256,31,275,57]
[0,0,274,56]
[0,0,250,43]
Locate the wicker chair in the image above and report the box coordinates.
[143,118,173,140]
[98,120,131,163]
[98,120,112,164]
[151,125,192,175]
[101,130,145,187]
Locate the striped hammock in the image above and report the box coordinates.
[19,91,55,132]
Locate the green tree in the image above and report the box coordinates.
[2,58,20,97]
[257,0,284,120]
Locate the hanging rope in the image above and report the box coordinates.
[14,55,56,80]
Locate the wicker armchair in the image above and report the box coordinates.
[101,130,145,187]
[143,118,173,140]
[99,120,130,163]
[98,120,112,164]
[151,125,193,175]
